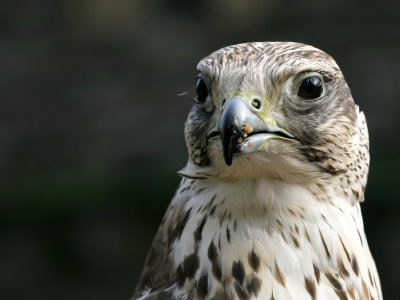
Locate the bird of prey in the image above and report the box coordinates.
[133,42,382,300]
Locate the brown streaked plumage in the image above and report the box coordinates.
[133,42,382,299]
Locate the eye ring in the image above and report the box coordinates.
[196,77,209,104]
[297,76,323,100]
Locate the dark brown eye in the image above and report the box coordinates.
[196,77,209,103]
[298,76,323,100]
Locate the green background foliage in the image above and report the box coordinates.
[1,0,399,299]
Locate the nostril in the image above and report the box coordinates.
[251,98,262,110]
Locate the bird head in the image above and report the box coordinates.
[181,42,368,193]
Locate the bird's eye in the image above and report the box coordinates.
[196,77,209,103]
[298,76,323,100]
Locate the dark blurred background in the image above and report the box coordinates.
[1,0,399,299]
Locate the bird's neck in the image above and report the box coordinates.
[175,177,361,232]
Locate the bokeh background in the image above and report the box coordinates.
[1,0,399,299]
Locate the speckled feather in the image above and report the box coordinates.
[133,42,381,300]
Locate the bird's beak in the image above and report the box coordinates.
[209,97,294,166]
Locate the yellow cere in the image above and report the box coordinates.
[219,91,273,124]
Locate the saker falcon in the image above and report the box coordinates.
[133,42,382,300]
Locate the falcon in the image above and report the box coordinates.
[133,42,382,300]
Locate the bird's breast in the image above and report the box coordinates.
[169,178,379,299]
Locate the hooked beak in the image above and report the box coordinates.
[209,97,294,166]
